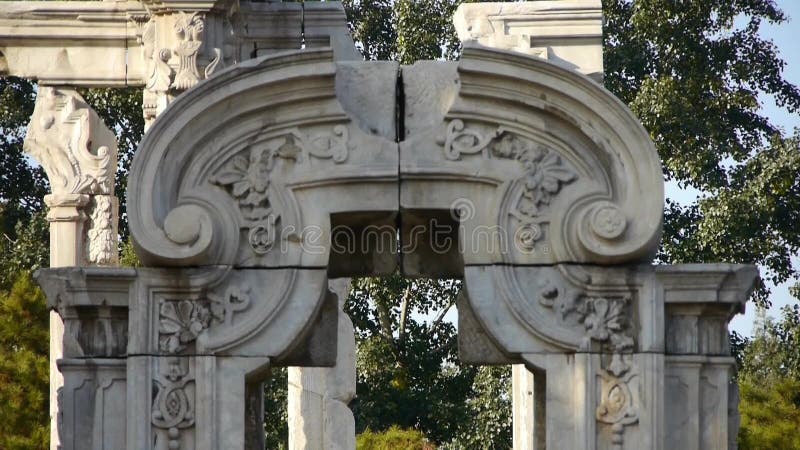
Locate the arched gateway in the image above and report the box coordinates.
[38,46,755,449]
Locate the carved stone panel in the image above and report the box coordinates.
[400,48,664,268]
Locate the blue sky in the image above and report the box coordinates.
[668,0,800,335]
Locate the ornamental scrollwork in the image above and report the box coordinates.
[152,358,195,450]
[211,127,349,255]
[158,286,251,354]
[596,363,639,450]
[440,120,577,249]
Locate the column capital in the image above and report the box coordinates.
[44,193,90,223]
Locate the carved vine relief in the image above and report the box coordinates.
[86,195,117,266]
[441,119,577,250]
[211,126,350,256]
[535,276,639,448]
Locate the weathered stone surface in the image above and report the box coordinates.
[24,86,121,449]
[16,8,755,449]
[400,47,664,270]
[0,0,357,85]
[288,279,356,450]
[453,1,604,79]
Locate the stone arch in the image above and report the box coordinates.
[103,42,763,450]
[127,45,665,359]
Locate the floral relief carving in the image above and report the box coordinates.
[86,195,117,266]
[211,127,349,255]
[577,296,635,354]
[440,120,577,249]
[158,286,251,353]
[171,12,205,90]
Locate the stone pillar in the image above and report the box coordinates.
[453,4,604,448]
[24,86,119,449]
[513,365,548,450]
[288,278,356,450]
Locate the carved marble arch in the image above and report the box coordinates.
[401,47,664,268]
[128,46,664,358]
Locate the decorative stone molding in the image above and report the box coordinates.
[401,48,664,268]
[453,1,604,79]
[25,87,117,196]
[152,358,196,450]
[0,1,358,86]
[128,50,399,269]
[596,361,639,450]
[26,87,120,266]
[158,286,251,354]
[26,41,758,450]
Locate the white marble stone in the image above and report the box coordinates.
[453,1,604,79]
[288,279,356,450]
[24,86,121,449]
[20,11,756,449]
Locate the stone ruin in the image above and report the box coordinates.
[1,1,755,449]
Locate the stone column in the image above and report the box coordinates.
[288,278,356,450]
[24,86,119,449]
[453,4,604,449]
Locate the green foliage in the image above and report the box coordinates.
[0,77,46,239]
[347,275,480,445]
[738,306,800,382]
[0,272,49,450]
[738,377,800,449]
[0,211,49,292]
[736,306,800,448]
[119,239,142,268]
[443,366,512,449]
[356,426,435,450]
[344,0,519,63]
[604,0,800,305]
[263,367,288,449]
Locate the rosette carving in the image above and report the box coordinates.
[158,286,251,354]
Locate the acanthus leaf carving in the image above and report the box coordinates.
[24,87,118,197]
[171,12,205,90]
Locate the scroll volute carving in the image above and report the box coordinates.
[448,47,664,265]
[24,87,117,196]
[128,49,365,268]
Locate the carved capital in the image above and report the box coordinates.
[25,87,117,196]
[44,193,90,223]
